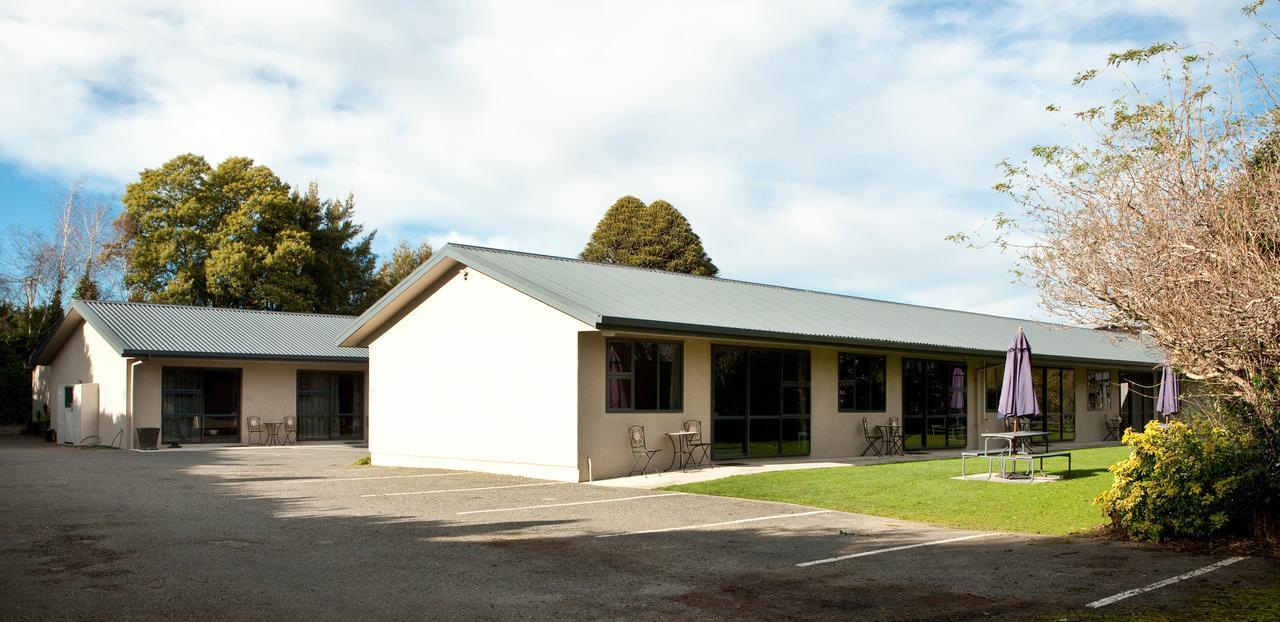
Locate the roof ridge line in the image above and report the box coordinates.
[79,299,359,319]
[444,244,1090,332]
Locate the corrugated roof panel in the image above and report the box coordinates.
[79,300,367,362]
[447,245,1160,365]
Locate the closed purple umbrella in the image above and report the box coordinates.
[998,327,1041,432]
[1156,365,1180,422]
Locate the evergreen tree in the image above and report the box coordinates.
[116,154,381,313]
[580,195,650,266]
[371,241,433,301]
[295,184,378,315]
[71,270,100,301]
[644,199,718,276]
[580,196,718,276]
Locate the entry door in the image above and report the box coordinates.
[711,346,811,459]
[902,359,967,450]
[1119,371,1155,431]
[296,371,363,441]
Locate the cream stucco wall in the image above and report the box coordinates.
[131,358,367,445]
[33,318,367,449]
[578,332,1147,481]
[32,320,129,447]
[366,269,588,481]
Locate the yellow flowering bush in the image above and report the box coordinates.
[1096,420,1258,541]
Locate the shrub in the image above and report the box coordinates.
[352,455,372,466]
[1096,419,1259,541]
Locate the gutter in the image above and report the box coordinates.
[118,350,368,364]
[595,317,1163,368]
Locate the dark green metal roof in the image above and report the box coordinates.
[33,300,367,365]
[340,244,1162,366]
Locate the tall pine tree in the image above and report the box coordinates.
[580,196,718,276]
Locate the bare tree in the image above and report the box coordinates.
[952,37,1280,538]
[47,182,82,306]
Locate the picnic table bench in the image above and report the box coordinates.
[963,432,1073,480]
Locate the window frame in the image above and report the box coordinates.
[1086,369,1112,411]
[605,338,684,413]
[983,364,1004,413]
[836,352,887,413]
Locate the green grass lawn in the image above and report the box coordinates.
[665,445,1131,536]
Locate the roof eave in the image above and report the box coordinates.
[120,349,368,364]
[595,316,1161,368]
[337,249,460,347]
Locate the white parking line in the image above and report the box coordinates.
[796,532,999,567]
[596,509,831,538]
[246,473,465,484]
[1085,556,1247,608]
[362,482,564,497]
[457,493,684,515]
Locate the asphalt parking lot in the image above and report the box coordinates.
[0,436,1273,621]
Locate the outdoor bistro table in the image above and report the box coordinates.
[980,430,1050,478]
[263,422,283,447]
[876,424,905,456]
[665,431,698,471]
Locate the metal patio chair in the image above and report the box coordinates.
[282,416,297,446]
[886,417,907,455]
[246,416,264,446]
[683,420,712,468]
[1104,416,1123,441]
[628,425,662,477]
[861,417,884,456]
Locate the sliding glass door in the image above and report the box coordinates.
[1119,371,1156,431]
[297,371,364,441]
[161,368,241,443]
[902,358,967,450]
[711,346,811,459]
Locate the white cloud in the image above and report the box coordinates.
[0,0,1266,320]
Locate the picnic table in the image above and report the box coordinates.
[962,431,1071,479]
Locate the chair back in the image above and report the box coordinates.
[247,416,262,432]
[283,415,297,431]
[862,417,873,438]
[683,420,703,442]
[628,425,647,451]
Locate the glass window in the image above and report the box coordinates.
[984,365,1003,412]
[837,353,886,411]
[161,368,240,444]
[297,371,363,441]
[606,339,683,412]
[1031,366,1076,442]
[1087,370,1112,411]
[712,345,811,458]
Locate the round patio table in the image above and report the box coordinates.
[263,422,283,447]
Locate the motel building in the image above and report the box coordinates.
[337,244,1162,482]
[33,244,1162,482]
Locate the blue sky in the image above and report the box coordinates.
[0,1,1270,319]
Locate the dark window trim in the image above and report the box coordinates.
[160,366,243,444]
[983,363,1003,413]
[836,352,888,413]
[605,338,685,413]
[1086,368,1113,412]
[296,369,366,441]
